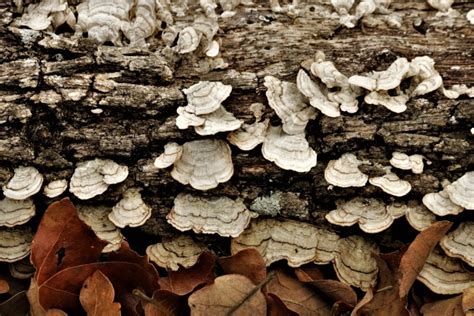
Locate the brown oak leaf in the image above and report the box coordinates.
[79,270,121,316]
[218,248,266,284]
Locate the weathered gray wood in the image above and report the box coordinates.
[0,0,473,240]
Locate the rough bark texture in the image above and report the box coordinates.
[0,1,473,250]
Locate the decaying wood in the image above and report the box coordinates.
[0,0,473,241]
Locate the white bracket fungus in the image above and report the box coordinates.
[442,84,474,99]
[468,10,474,24]
[154,142,183,169]
[76,0,132,45]
[3,166,43,200]
[9,258,35,280]
[422,189,464,216]
[445,171,474,210]
[326,198,406,233]
[0,227,33,263]
[333,235,379,291]
[409,56,443,97]
[427,0,454,12]
[349,57,410,91]
[364,90,409,113]
[390,152,426,174]
[43,179,68,198]
[167,193,257,238]
[369,169,412,197]
[108,188,152,228]
[0,198,36,227]
[125,0,157,47]
[264,75,316,135]
[69,159,129,200]
[177,81,235,133]
[19,0,75,31]
[231,218,340,267]
[262,125,317,173]
[324,153,369,188]
[77,205,124,253]
[405,202,436,231]
[440,222,474,267]
[227,118,270,151]
[175,26,201,54]
[155,139,233,191]
[417,248,474,295]
[146,235,207,271]
[296,69,341,118]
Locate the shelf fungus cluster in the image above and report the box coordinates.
[19,0,75,31]
[331,0,393,29]
[0,227,34,263]
[154,139,233,191]
[324,153,369,187]
[232,219,379,291]
[231,219,340,267]
[405,202,436,232]
[390,152,426,174]
[108,188,152,228]
[43,179,68,198]
[176,81,241,136]
[69,159,129,200]
[0,198,36,228]
[417,248,474,295]
[3,166,43,200]
[326,198,407,233]
[440,222,473,267]
[369,169,412,197]
[333,235,379,291]
[299,52,361,116]
[77,205,124,253]
[167,193,257,238]
[146,235,207,271]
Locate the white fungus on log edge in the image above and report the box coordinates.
[69,159,128,200]
[445,171,474,210]
[77,205,124,253]
[326,198,406,234]
[155,139,233,191]
[324,153,369,188]
[3,166,43,200]
[440,222,474,267]
[369,170,411,197]
[0,198,36,228]
[43,179,68,198]
[231,218,340,267]
[417,248,474,295]
[0,227,33,263]
[422,189,464,216]
[262,125,317,173]
[146,235,207,271]
[405,202,436,232]
[333,235,379,291]
[108,188,152,228]
[167,193,257,238]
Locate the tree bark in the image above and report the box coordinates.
[0,1,473,247]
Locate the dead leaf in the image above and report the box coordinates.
[266,293,298,316]
[294,265,325,282]
[188,274,267,316]
[353,253,408,316]
[265,269,331,316]
[37,261,158,314]
[399,221,452,298]
[158,251,215,296]
[141,289,186,316]
[420,295,463,316]
[79,270,121,316]
[294,265,357,307]
[0,278,10,294]
[218,248,266,284]
[463,287,474,314]
[31,199,107,285]
[46,309,68,316]
[27,279,46,316]
[0,291,30,316]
